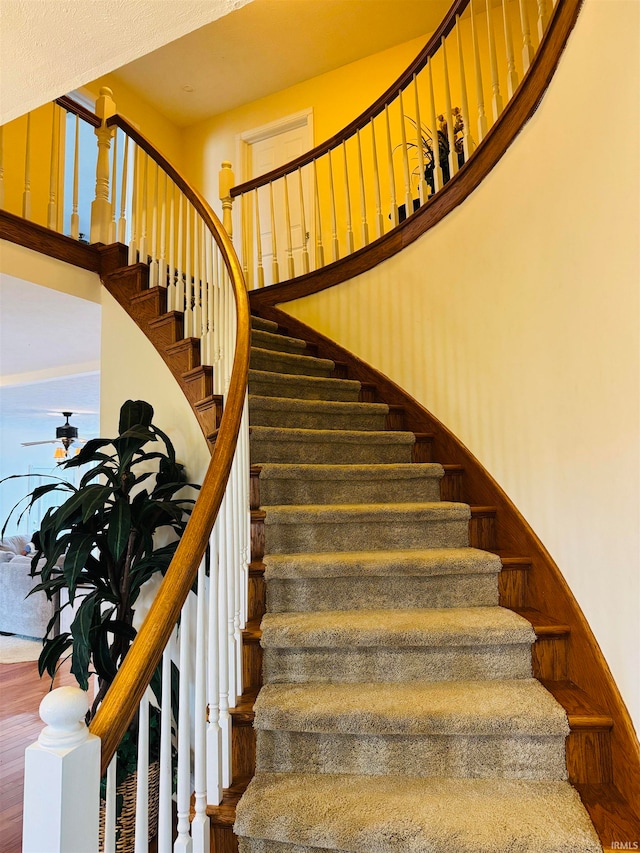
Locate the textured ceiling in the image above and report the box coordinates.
[112,0,448,126]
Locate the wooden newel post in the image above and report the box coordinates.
[219,161,235,239]
[90,86,116,244]
[23,687,101,853]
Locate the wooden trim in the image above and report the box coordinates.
[54,96,101,128]
[0,209,101,272]
[88,121,251,776]
[249,0,583,310]
[258,304,640,817]
[230,0,470,196]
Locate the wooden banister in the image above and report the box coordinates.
[89,117,251,775]
[54,96,101,128]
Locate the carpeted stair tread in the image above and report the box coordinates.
[263,500,468,525]
[249,396,389,430]
[254,679,569,736]
[264,547,500,579]
[235,773,602,853]
[251,316,279,333]
[251,426,416,465]
[260,606,535,648]
[258,462,443,483]
[251,347,335,378]
[249,369,361,402]
[251,328,309,355]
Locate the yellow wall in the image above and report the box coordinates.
[283,0,640,729]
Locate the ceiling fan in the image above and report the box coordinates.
[21,412,88,457]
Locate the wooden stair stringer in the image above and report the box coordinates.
[247,304,640,852]
[101,262,222,441]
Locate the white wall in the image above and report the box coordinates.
[283,0,640,729]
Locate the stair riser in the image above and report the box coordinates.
[251,438,413,466]
[249,374,360,402]
[239,842,321,853]
[266,573,499,611]
[250,408,387,431]
[251,330,307,355]
[255,730,568,780]
[250,350,333,378]
[263,644,533,683]
[258,477,441,506]
[264,518,469,554]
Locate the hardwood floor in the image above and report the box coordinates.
[0,660,75,853]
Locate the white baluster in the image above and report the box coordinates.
[456,16,475,161]
[207,526,223,805]
[158,637,174,852]
[22,112,32,220]
[398,90,414,215]
[502,0,519,98]
[240,193,250,283]
[71,115,80,239]
[356,129,369,245]
[193,211,202,336]
[0,124,4,209]
[537,0,549,40]
[254,188,265,288]
[269,182,280,283]
[519,0,535,70]
[185,203,193,333]
[192,558,211,853]
[384,105,398,226]
[327,150,340,260]
[90,87,116,244]
[219,160,234,239]
[313,160,325,268]
[298,167,310,273]
[471,0,489,141]
[139,152,148,261]
[23,687,100,853]
[486,0,504,120]
[176,193,185,314]
[218,491,232,788]
[159,171,168,288]
[129,145,139,263]
[150,161,159,287]
[168,183,176,309]
[283,173,296,278]
[427,61,443,193]
[412,75,429,204]
[108,129,118,243]
[103,754,117,853]
[199,219,208,341]
[442,37,458,178]
[226,484,238,706]
[118,134,128,244]
[48,103,59,230]
[175,598,193,852]
[134,691,150,853]
[370,117,384,236]
[341,142,354,254]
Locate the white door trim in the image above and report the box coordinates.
[235,108,314,183]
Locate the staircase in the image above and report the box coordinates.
[231,316,602,853]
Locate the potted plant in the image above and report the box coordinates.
[2,399,198,848]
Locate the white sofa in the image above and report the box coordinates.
[0,534,59,639]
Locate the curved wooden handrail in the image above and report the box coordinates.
[55,95,101,127]
[90,115,251,775]
[249,0,583,311]
[230,0,469,197]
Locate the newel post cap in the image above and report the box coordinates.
[38,686,90,750]
[219,161,235,199]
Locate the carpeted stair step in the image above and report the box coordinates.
[253,679,569,780]
[248,369,361,402]
[256,462,443,505]
[250,426,415,465]
[251,316,279,333]
[251,328,309,355]
[265,547,501,611]
[250,347,335,378]
[261,606,535,683]
[235,773,602,853]
[249,396,389,431]
[263,502,470,553]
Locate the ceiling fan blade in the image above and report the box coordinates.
[21,440,59,446]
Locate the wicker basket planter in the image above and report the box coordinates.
[99,760,160,852]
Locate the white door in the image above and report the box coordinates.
[240,112,313,288]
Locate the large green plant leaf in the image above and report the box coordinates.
[106,498,132,562]
[63,534,96,598]
[38,632,72,679]
[70,592,100,690]
[119,400,154,433]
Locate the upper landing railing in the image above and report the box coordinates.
[222,0,563,294]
